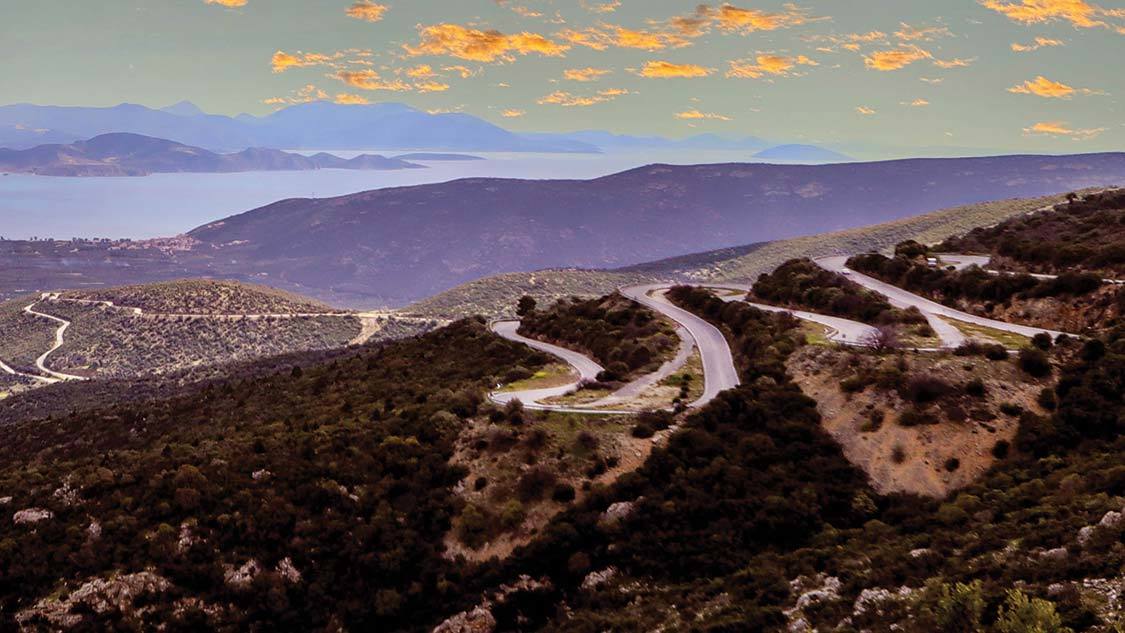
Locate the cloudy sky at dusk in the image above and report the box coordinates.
[4,0,1123,152]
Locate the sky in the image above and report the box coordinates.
[2,0,1124,152]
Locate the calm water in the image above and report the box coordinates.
[0,150,765,239]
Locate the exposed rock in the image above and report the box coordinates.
[784,575,842,630]
[853,586,914,618]
[277,557,302,584]
[16,571,171,629]
[581,567,618,591]
[1077,526,1096,546]
[224,559,262,589]
[909,548,932,559]
[788,617,811,632]
[177,521,198,553]
[599,500,638,527]
[86,519,102,541]
[13,507,53,525]
[251,469,272,481]
[1099,510,1123,530]
[0,496,12,505]
[432,606,496,633]
[52,481,79,507]
[1041,547,1068,562]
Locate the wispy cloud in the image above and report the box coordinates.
[204,0,247,7]
[1008,75,1098,98]
[564,67,612,82]
[902,98,930,106]
[1011,36,1065,51]
[863,45,932,70]
[345,1,388,23]
[675,109,732,121]
[538,88,630,106]
[1023,120,1106,139]
[404,24,569,62]
[334,93,370,105]
[726,54,816,78]
[856,106,877,115]
[331,70,412,91]
[980,0,1125,32]
[635,60,714,78]
[501,108,527,117]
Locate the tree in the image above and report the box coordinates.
[516,296,537,317]
[994,590,1072,633]
[935,581,984,633]
[862,325,900,353]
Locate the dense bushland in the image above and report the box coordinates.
[518,293,678,381]
[751,258,925,325]
[0,319,549,631]
[939,189,1125,277]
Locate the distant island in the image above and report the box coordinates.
[753,144,852,163]
[0,133,426,177]
[393,153,485,162]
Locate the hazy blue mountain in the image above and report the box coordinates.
[753,144,852,163]
[393,153,485,161]
[0,133,423,176]
[523,130,769,151]
[160,101,207,117]
[0,102,599,153]
[0,124,80,150]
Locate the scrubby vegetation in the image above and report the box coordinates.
[42,301,363,379]
[848,241,1119,331]
[0,319,551,630]
[64,279,343,315]
[751,258,932,341]
[518,293,679,381]
[0,298,56,375]
[938,188,1125,278]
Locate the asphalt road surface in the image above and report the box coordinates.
[816,256,1068,341]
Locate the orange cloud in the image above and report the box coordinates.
[1007,75,1096,98]
[635,61,714,78]
[863,45,932,71]
[332,70,412,91]
[204,0,247,6]
[537,88,630,106]
[1011,36,1065,50]
[1023,120,1106,139]
[564,67,612,81]
[558,25,689,51]
[335,93,370,105]
[271,50,344,73]
[933,57,974,68]
[443,65,477,78]
[980,0,1124,31]
[698,3,818,34]
[726,54,816,78]
[675,109,732,121]
[405,64,437,78]
[415,81,451,93]
[263,85,328,106]
[405,24,569,62]
[903,98,930,106]
[345,1,387,22]
[856,106,877,115]
[501,109,527,117]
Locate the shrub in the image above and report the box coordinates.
[499,500,526,529]
[935,581,984,633]
[473,477,488,491]
[631,423,655,439]
[903,375,952,404]
[985,344,1010,361]
[1018,348,1052,377]
[994,589,1072,633]
[516,467,558,502]
[964,378,986,398]
[1037,388,1057,410]
[891,444,907,463]
[1032,332,1053,351]
[551,483,577,503]
[899,408,936,427]
[944,458,961,472]
[1000,402,1024,416]
[992,439,1011,459]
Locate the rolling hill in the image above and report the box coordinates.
[0,133,422,176]
[184,153,1125,305]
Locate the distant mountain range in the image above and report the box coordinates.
[0,133,423,177]
[753,144,852,163]
[0,101,850,159]
[0,102,598,153]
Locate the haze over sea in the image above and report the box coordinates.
[0,150,770,240]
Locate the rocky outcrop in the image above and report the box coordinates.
[13,507,53,525]
[16,571,171,629]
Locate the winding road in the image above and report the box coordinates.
[23,299,88,382]
[815,256,1069,343]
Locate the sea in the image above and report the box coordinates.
[0,150,765,240]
